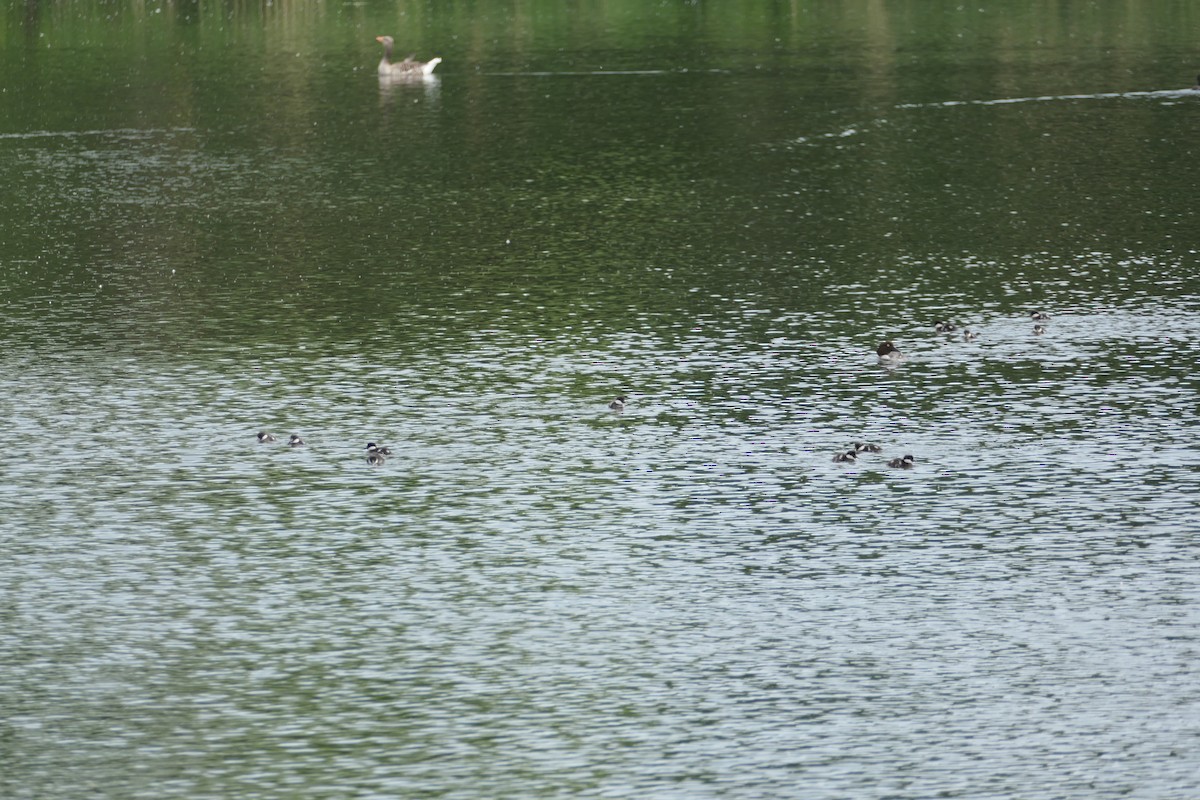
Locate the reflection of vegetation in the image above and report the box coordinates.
[3,0,1198,350]
[4,0,1196,151]
[4,0,1196,140]
[7,0,1200,68]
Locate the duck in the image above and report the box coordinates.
[832,450,857,463]
[608,395,627,410]
[962,329,978,342]
[876,341,906,364]
[1033,324,1047,335]
[853,442,882,453]
[1030,311,1050,321]
[375,36,442,78]
[257,432,277,443]
[934,321,957,333]
[288,434,305,447]
[366,452,387,467]
[887,454,915,468]
[366,442,393,456]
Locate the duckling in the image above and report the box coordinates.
[1033,324,1047,335]
[853,442,882,453]
[887,454,915,468]
[934,321,957,333]
[288,434,305,447]
[962,329,978,342]
[876,341,906,364]
[832,450,858,463]
[608,395,627,410]
[366,442,393,456]
[257,432,277,443]
[1030,311,1050,321]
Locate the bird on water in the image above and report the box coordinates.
[375,35,442,78]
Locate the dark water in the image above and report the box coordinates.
[2,2,1200,798]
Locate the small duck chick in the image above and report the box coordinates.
[962,329,978,342]
[288,434,305,447]
[366,442,392,456]
[1030,311,1050,321]
[887,454,915,468]
[257,432,277,443]
[876,341,906,363]
[609,395,627,410]
[934,321,957,333]
[1033,324,1047,335]
[853,442,882,453]
[366,452,387,466]
[832,450,858,463]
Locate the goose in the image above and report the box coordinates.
[375,36,442,78]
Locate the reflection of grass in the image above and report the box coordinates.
[11,0,1200,76]
[5,0,1199,356]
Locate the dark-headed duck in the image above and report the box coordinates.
[876,341,906,364]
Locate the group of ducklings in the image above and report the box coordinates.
[609,396,917,470]
[257,431,394,466]
[257,432,304,447]
[877,310,1051,363]
[261,310,1051,472]
[866,310,1054,469]
[833,442,915,469]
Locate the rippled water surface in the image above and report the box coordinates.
[3,2,1200,798]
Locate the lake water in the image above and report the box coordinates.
[2,2,1199,798]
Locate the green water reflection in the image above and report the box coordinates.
[4,2,1198,345]
[3,4,1200,800]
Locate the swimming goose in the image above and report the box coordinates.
[376,36,442,78]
